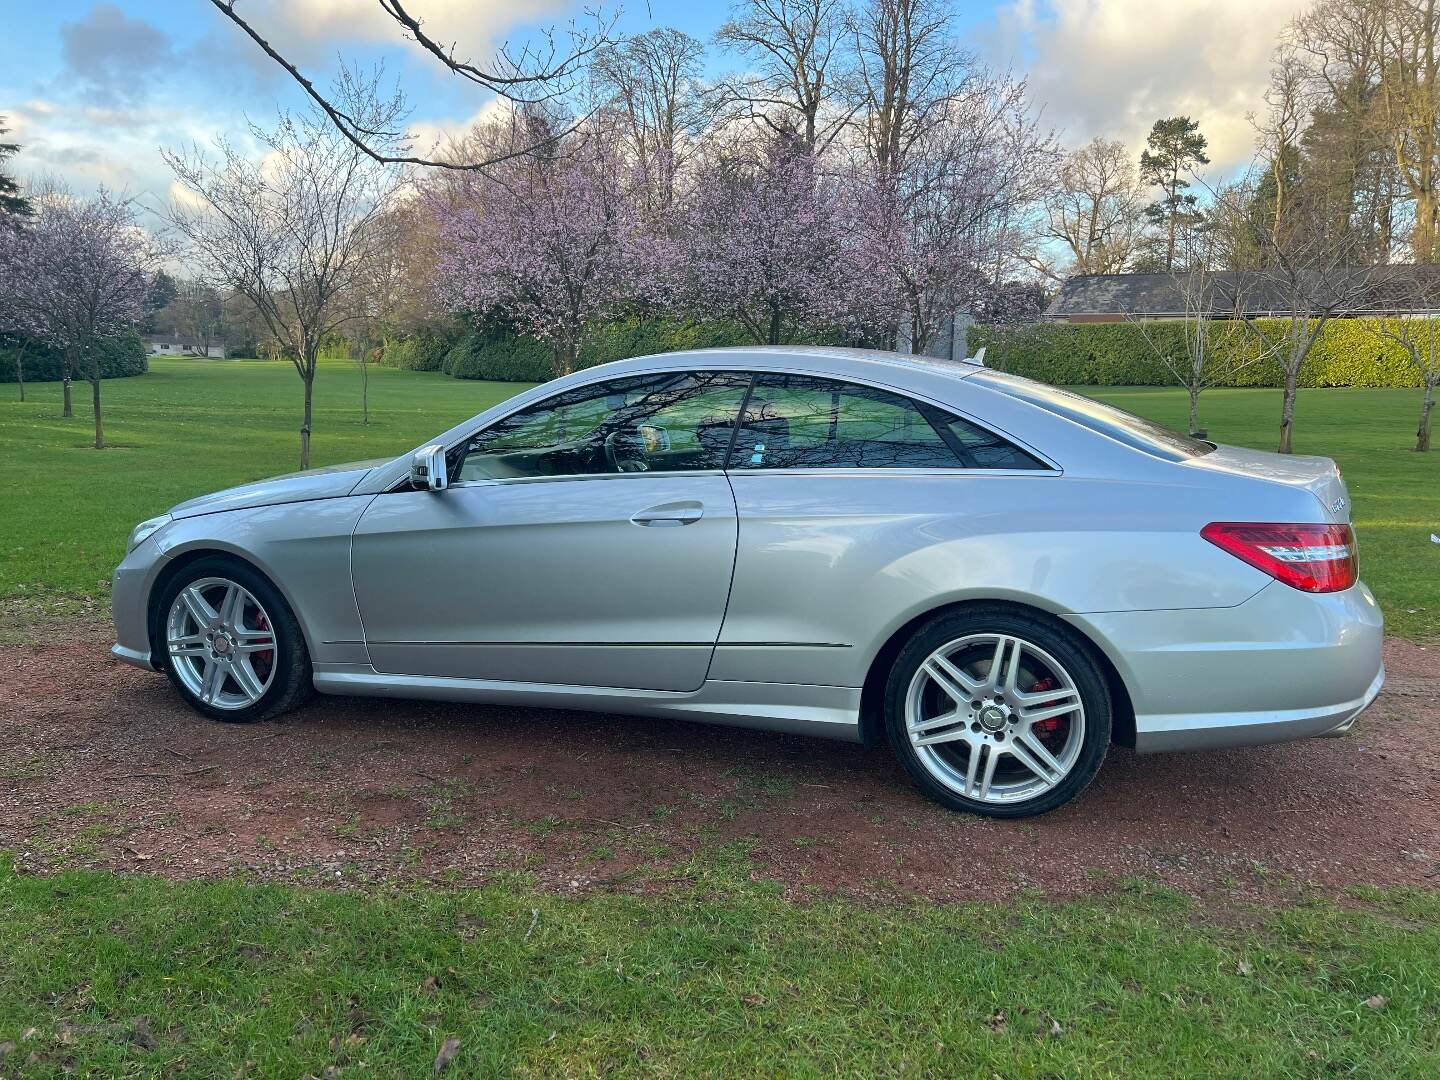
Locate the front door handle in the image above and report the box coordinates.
[631,500,704,527]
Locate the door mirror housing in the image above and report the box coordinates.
[410,445,449,491]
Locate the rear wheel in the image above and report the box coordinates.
[156,557,312,723]
[884,607,1111,817]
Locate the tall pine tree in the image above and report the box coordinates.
[0,117,32,226]
[1139,116,1209,271]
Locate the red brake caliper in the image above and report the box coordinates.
[1027,676,1064,738]
[253,612,274,680]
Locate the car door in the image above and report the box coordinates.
[713,373,1054,688]
[350,371,753,693]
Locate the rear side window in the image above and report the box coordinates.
[730,374,1047,471]
[975,371,1214,462]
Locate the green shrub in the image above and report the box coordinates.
[438,317,849,382]
[0,331,148,384]
[577,317,763,368]
[971,319,1427,389]
[378,333,451,372]
[443,330,553,381]
[437,318,755,382]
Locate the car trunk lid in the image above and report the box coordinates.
[1185,444,1351,523]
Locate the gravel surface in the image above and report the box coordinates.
[2,625,1436,901]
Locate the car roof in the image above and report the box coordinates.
[585,344,988,385]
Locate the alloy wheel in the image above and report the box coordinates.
[904,632,1086,805]
[165,576,278,710]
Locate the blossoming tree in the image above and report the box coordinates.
[681,139,874,345]
[0,188,160,446]
[436,118,654,377]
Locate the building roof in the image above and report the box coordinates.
[143,334,218,347]
[1045,265,1440,320]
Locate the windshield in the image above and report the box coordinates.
[974,372,1214,463]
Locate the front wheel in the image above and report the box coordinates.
[884,607,1111,818]
[155,557,313,723]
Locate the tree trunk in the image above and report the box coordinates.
[62,373,73,418]
[1416,189,1438,265]
[553,340,577,377]
[1187,385,1201,437]
[1418,380,1436,452]
[1165,168,1179,272]
[360,348,370,427]
[909,308,929,355]
[768,304,783,347]
[1278,375,1298,454]
[13,345,24,402]
[91,376,105,450]
[299,373,314,470]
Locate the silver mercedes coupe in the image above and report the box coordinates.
[111,347,1385,817]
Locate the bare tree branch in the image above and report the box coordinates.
[207,0,614,172]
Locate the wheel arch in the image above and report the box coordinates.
[857,598,1137,750]
[145,546,315,667]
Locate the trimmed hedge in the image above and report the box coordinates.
[970,318,1427,388]
[443,329,553,381]
[0,331,148,384]
[379,333,452,372]
[427,317,843,382]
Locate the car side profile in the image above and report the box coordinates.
[111,346,1385,817]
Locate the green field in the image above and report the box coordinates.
[2,360,1438,1074]
[1,357,1436,638]
[1,859,1437,1077]
[0,359,527,604]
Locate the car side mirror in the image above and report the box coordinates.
[410,445,448,491]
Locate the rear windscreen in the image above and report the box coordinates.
[974,372,1215,462]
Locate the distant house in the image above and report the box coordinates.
[1044,265,1440,323]
[143,334,225,358]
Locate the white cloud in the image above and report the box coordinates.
[995,0,1310,175]
[230,0,576,66]
[6,99,221,219]
[406,97,515,160]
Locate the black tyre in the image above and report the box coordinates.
[153,556,313,723]
[883,605,1111,818]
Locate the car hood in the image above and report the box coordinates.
[168,459,392,519]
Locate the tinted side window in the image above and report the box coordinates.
[729,375,1045,471]
[934,414,1049,471]
[455,371,752,481]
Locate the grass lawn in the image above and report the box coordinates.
[0,358,528,604]
[1,358,1436,637]
[2,362,1437,1075]
[1,860,1436,1077]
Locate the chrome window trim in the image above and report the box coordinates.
[445,469,731,491]
[724,467,1065,480]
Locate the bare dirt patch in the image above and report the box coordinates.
[2,627,1436,902]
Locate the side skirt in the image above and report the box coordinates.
[311,667,864,743]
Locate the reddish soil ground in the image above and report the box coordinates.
[2,625,1436,902]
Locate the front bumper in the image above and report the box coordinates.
[1068,580,1386,754]
[111,642,157,672]
[110,536,167,672]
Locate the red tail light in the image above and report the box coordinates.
[1201,522,1357,593]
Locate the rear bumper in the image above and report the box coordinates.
[1067,580,1385,754]
[1132,663,1383,752]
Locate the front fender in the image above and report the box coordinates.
[149,495,376,668]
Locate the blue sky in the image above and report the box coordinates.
[2,1,1309,215]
